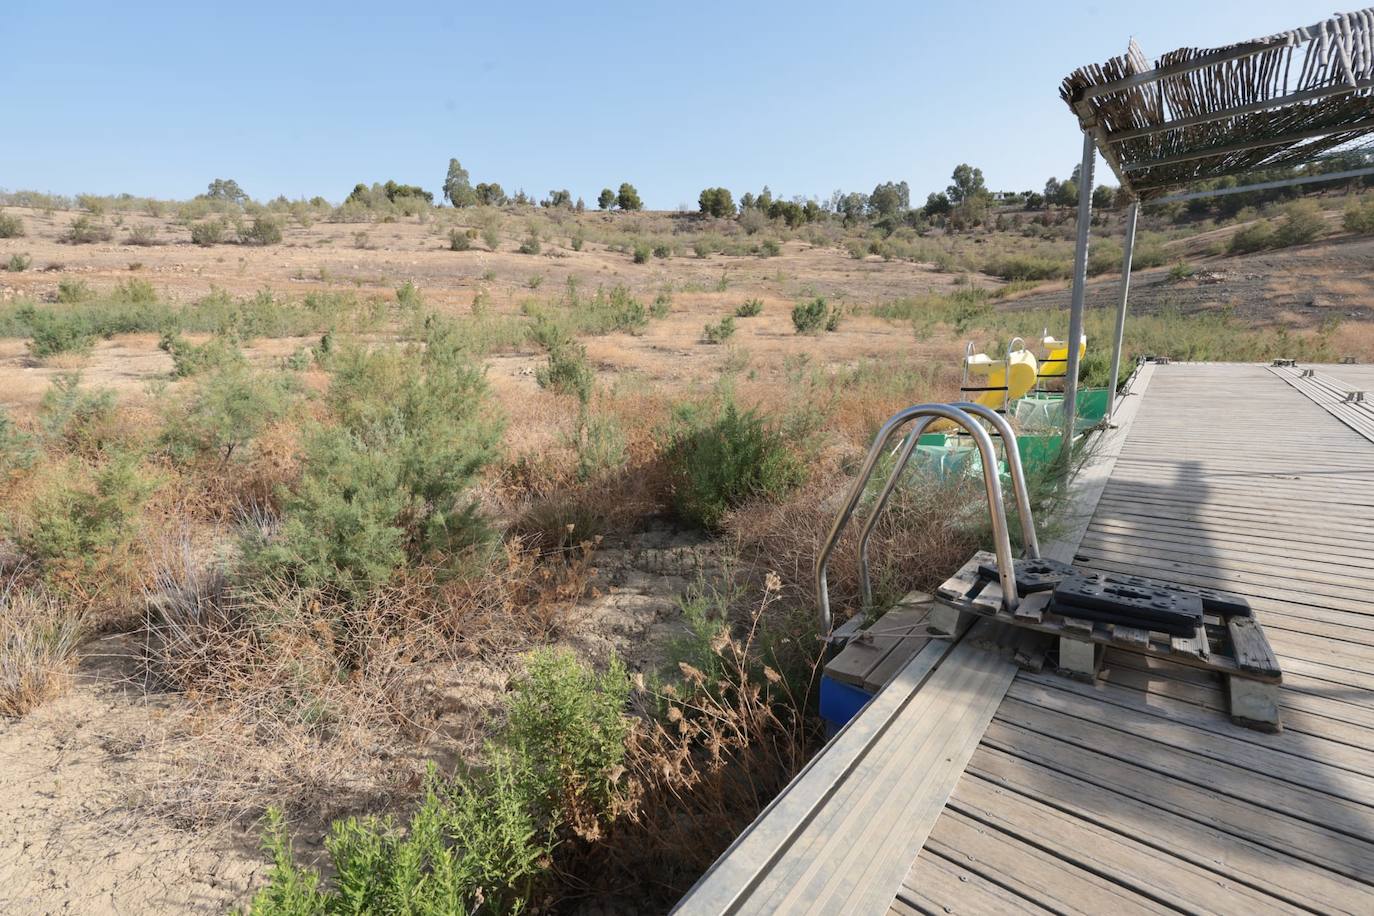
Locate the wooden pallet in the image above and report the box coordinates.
[933,551,1284,731]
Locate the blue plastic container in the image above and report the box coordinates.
[819,674,875,737]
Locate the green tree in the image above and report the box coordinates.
[597,188,616,210]
[1092,185,1116,210]
[443,158,477,207]
[923,192,951,218]
[1055,179,1078,208]
[475,182,507,206]
[946,164,986,205]
[545,189,572,208]
[204,178,247,205]
[617,183,642,211]
[698,187,736,218]
[869,181,908,218]
[1043,178,1062,207]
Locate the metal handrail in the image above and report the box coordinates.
[815,404,1020,638]
[854,401,1039,611]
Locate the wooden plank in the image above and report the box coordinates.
[924,814,1173,915]
[936,554,987,602]
[965,746,1374,912]
[744,634,1018,915]
[993,697,1374,840]
[895,850,1055,916]
[982,718,1374,883]
[1228,615,1282,678]
[826,604,932,689]
[1010,677,1374,796]
[672,637,955,915]
[949,775,1310,913]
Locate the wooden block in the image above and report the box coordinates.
[1111,624,1150,647]
[928,603,972,637]
[972,581,1004,615]
[1229,677,1282,733]
[825,606,931,688]
[1227,617,1281,678]
[936,556,984,601]
[1061,616,1094,638]
[1170,626,1209,660]
[1014,591,1049,623]
[1057,636,1101,681]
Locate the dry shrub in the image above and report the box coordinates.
[558,582,820,906]
[136,529,603,824]
[0,577,84,717]
[726,470,983,624]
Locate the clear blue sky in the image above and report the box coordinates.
[2,1,1343,208]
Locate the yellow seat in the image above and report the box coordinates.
[931,346,1039,431]
[1038,334,1086,379]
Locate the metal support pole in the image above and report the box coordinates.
[1062,131,1096,452]
[1106,200,1138,422]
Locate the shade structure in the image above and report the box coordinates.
[1052,9,1374,446]
[1061,8,1374,199]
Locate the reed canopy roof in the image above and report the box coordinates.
[1062,8,1374,199]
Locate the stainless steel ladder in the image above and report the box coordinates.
[815,402,1039,639]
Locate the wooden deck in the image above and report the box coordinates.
[676,363,1374,915]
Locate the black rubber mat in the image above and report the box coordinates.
[1052,573,1204,636]
[976,556,1078,593]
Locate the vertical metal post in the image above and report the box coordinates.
[1062,132,1096,452]
[1107,200,1139,421]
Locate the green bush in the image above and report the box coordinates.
[5,253,31,272]
[1275,200,1326,247]
[448,227,471,251]
[26,307,97,358]
[38,373,118,455]
[632,241,650,264]
[652,243,671,259]
[160,366,298,463]
[693,238,713,258]
[13,452,153,570]
[518,234,542,255]
[983,254,1070,281]
[1343,198,1374,234]
[662,399,804,529]
[702,316,736,344]
[536,338,594,402]
[735,298,763,318]
[125,225,159,246]
[791,296,840,334]
[0,210,24,238]
[1168,260,1195,281]
[113,277,156,304]
[245,649,630,915]
[1229,219,1276,254]
[241,215,283,246]
[158,331,246,378]
[248,335,504,596]
[190,220,225,247]
[758,239,781,258]
[57,278,93,303]
[481,224,501,251]
[395,280,423,310]
[64,215,113,244]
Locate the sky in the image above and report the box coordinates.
[2,1,1347,208]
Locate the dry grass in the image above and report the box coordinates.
[557,581,820,907]
[0,575,84,717]
[134,526,604,825]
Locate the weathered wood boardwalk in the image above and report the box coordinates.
[892,363,1374,914]
[676,363,1374,915]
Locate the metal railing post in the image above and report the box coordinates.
[855,401,1041,611]
[1107,200,1138,421]
[816,404,1020,637]
[1062,131,1096,453]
